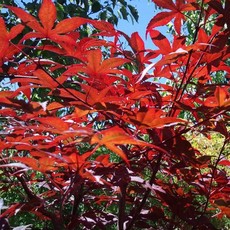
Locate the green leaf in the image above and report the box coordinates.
[128,5,139,22]
[57,0,66,4]
[108,15,118,25]
[106,6,114,14]
[111,0,116,8]
[120,6,128,20]
[91,1,101,13]
[99,11,107,21]
[56,3,64,20]
[118,0,127,6]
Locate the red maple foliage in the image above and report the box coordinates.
[0,0,229,229]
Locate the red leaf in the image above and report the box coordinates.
[149,0,197,34]
[0,203,22,218]
[53,17,88,34]
[36,117,69,131]
[99,57,129,73]
[74,49,129,77]
[6,2,88,45]
[134,109,186,128]
[0,18,7,40]
[149,30,171,54]
[208,0,230,28]
[33,69,59,88]
[147,12,175,30]
[13,157,39,170]
[91,127,148,165]
[0,17,24,41]
[205,87,229,107]
[218,159,230,167]
[90,20,117,36]
[87,49,102,74]
[0,91,14,98]
[0,18,24,65]
[46,102,64,111]
[38,0,56,31]
[79,84,111,106]
[130,32,145,54]
[0,108,17,117]
[6,5,44,33]
[8,23,25,40]
[204,96,218,107]
[152,0,176,10]
[13,157,57,172]
[127,90,152,100]
[95,154,111,166]
[63,151,93,170]
[91,126,167,165]
[214,86,227,107]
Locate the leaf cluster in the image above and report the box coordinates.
[0,0,229,229]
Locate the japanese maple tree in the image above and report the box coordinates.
[0,0,229,229]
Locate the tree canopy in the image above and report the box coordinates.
[0,0,229,229]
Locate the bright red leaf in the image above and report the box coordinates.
[148,0,197,34]
[0,0,229,228]
[6,0,89,45]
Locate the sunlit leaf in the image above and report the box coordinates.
[214,86,227,107]
[38,0,56,31]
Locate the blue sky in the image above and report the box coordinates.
[116,0,165,49]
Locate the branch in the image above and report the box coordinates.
[169,0,205,117]
[17,175,65,229]
[126,152,162,230]
[67,174,85,230]
[118,183,127,230]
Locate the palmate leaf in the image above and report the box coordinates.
[91,126,167,165]
[129,32,146,70]
[90,19,118,37]
[148,0,197,34]
[91,127,141,165]
[6,0,118,46]
[63,151,93,171]
[38,0,56,31]
[0,17,24,41]
[78,84,129,107]
[120,31,158,71]
[84,49,130,76]
[130,108,187,129]
[63,49,129,75]
[149,30,171,54]
[63,49,130,86]
[6,0,89,45]
[0,17,24,66]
